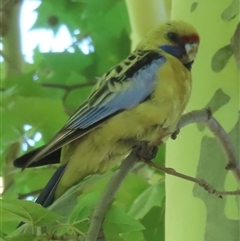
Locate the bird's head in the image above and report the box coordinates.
[137,20,200,67]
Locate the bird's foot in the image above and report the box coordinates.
[133,141,158,162]
[171,128,180,140]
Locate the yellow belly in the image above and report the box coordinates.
[55,55,192,199]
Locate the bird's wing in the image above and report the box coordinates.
[22,50,166,168]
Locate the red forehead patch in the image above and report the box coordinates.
[181,35,200,43]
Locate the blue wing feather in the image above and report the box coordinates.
[66,55,166,129]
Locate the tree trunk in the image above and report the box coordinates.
[166,1,240,241]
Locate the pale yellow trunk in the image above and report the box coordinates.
[166,1,240,241]
[125,0,170,49]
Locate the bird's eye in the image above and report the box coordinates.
[167,32,179,43]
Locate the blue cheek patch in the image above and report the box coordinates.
[159,45,185,58]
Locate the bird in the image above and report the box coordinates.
[14,20,200,208]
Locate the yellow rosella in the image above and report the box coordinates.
[14,20,200,207]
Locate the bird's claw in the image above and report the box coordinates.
[133,141,158,162]
[171,128,180,140]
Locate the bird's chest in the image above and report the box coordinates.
[136,61,192,142]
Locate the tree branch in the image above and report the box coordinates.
[85,151,139,241]
[148,161,240,197]
[176,108,240,183]
[2,0,24,77]
[42,81,96,115]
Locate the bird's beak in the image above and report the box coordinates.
[185,43,198,62]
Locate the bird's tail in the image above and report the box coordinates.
[17,165,66,228]
[35,165,66,207]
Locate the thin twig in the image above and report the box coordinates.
[176,108,240,183]
[148,161,240,197]
[42,82,96,91]
[42,81,96,113]
[85,152,139,241]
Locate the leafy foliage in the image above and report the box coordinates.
[2,172,165,240]
[1,0,165,240]
[1,199,62,225]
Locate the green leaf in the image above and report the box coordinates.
[69,192,101,223]
[41,50,93,76]
[128,182,165,219]
[221,0,239,22]
[105,206,144,231]
[92,29,130,76]
[1,220,18,237]
[3,72,63,100]
[190,2,198,12]
[77,0,130,76]
[104,206,144,241]
[65,86,92,112]
[79,0,129,36]
[32,0,82,32]
[81,172,149,212]
[49,172,113,217]
[0,199,62,226]
[211,45,233,72]
[98,1,130,37]
[6,234,42,241]
[114,173,149,211]
[2,97,68,148]
[120,231,144,241]
[0,237,6,241]
[141,206,165,241]
[3,167,56,200]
